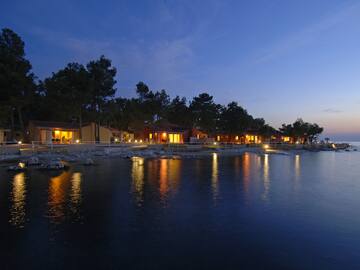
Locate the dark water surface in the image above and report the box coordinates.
[1,151,360,269]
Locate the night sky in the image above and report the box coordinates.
[1,0,360,140]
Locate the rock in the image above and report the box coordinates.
[84,158,95,166]
[8,162,27,171]
[40,160,66,170]
[27,156,40,166]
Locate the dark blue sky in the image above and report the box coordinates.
[2,0,360,140]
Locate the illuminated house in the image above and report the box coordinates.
[0,128,10,144]
[108,128,134,142]
[81,123,134,143]
[144,121,189,144]
[215,133,262,144]
[189,128,212,143]
[28,121,133,144]
[28,120,80,144]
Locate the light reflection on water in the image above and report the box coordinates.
[3,151,360,269]
[47,171,83,224]
[212,153,219,203]
[130,157,182,207]
[262,154,270,201]
[158,158,181,206]
[295,154,301,180]
[131,157,145,206]
[70,172,82,218]
[242,153,250,194]
[48,171,71,224]
[9,172,26,228]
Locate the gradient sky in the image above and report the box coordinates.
[1,0,360,140]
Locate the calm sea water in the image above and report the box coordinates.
[1,149,360,269]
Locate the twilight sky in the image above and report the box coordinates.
[1,0,360,140]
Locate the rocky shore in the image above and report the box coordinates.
[0,142,355,170]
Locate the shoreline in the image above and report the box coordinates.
[0,142,356,167]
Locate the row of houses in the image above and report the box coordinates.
[0,120,294,145]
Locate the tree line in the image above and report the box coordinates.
[0,28,323,142]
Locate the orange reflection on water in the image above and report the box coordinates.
[70,172,82,217]
[48,171,71,224]
[9,172,26,228]
[242,153,250,192]
[131,157,145,205]
[294,154,301,189]
[159,159,169,197]
[158,159,181,204]
[295,154,301,178]
[262,154,270,201]
[212,153,219,202]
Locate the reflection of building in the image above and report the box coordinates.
[212,153,219,201]
[28,120,79,144]
[262,154,270,201]
[242,153,250,192]
[159,159,181,198]
[131,157,145,204]
[70,172,82,205]
[48,171,72,224]
[10,172,26,227]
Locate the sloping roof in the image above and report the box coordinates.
[30,120,79,130]
[147,120,188,132]
[108,127,134,134]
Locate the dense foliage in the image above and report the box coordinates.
[280,119,324,143]
[0,28,324,142]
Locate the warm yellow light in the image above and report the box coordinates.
[235,136,239,140]
[139,139,143,143]
[149,133,153,139]
[162,132,167,138]
[128,139,131,143]
[263,144,269,149]
[18,162,26,169]
[283,136,290,142]
[75,139,80,144]
[332,143,336,149]
[213,142,217,145]
[135,139,138,143]
[17,141,22,145]
[114,138,118,142]
[55,130,60,135]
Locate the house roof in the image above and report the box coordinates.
[108,127,134,134]
[30,120,79,130]
[147,120,188,132]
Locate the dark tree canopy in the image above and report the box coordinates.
[166,96,193,127]
[218,102,252,133]
[0,28,325,143]
[0,28,36,138]
[87,55,117,114]
[280,119,324,143]
[190,93,221,133]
